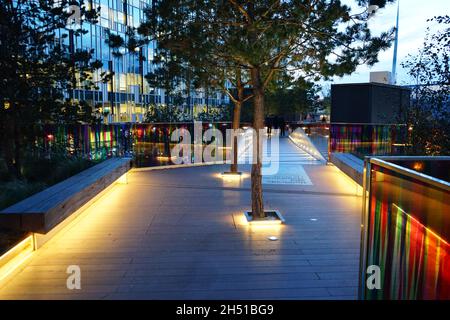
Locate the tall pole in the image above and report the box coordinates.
[391,0,400,84]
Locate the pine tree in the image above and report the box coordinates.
[402,15,450,155]
[0,0,106,178]
[143,0,395,218]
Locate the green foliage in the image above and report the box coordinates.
[143,0,395,135]
[319,86,332,116]
[21,153,97,185]
[402,16,450,155]
[265,80,319,119]
[139,6,254,111]
[144,0,394,83]
[0,0,106,178]
[0,153,97,210]
[144,103,231,123]
[0,180,46,211]
[195,106,232,122]
[0,0,104,123]
[144,0,396,216]
[144,104,192,122]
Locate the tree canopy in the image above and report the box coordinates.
[402,15,450,155]
[265,79,319,120]
[0,0,106,177]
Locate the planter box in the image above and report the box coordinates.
[0,158,131,234]
[221,171,242,176]
[244,210,285,225]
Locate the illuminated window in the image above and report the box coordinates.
[119,75,127,92]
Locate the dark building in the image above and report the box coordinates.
[331,83,410,124]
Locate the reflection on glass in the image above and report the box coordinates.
[330,124,408,156]
[364,160,450,300]
[39,123,235,165]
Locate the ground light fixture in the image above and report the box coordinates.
[156,155,176,161]
[0,170,130,285]
[0,235,35,284]
[219,172,249,183]
[221,171,243,178]
[243,210,285,225]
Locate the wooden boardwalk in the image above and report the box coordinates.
[0,138,362,299]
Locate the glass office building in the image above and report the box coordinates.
[62,0,228,123]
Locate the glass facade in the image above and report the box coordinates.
[59,0,228,123]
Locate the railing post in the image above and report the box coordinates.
[359,157,371,300]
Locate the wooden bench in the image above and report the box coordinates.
[330,153,364,186]
[0,158,131,234]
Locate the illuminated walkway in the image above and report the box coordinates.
[0,138,362,299]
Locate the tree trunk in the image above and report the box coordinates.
[205,87,209,115]
[230,100,241,173]
[230,70,244,173]
[250,67,265,218]
[3,113,21,179]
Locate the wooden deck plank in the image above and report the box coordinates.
[0,137,362,299]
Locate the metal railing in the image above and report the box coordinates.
[29,122,253,167]
[29,122,410,167]
[289,122,410,161]
[359,156,450,300]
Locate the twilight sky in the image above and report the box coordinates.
[326,0,449,86]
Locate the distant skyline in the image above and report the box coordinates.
[326,0,449,87]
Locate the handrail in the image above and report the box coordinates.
[288,122,407,126]
[359,156,450,300]
[368,157,450,191]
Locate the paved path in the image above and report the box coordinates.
[0,137,362,299]
[262,137,318,185]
